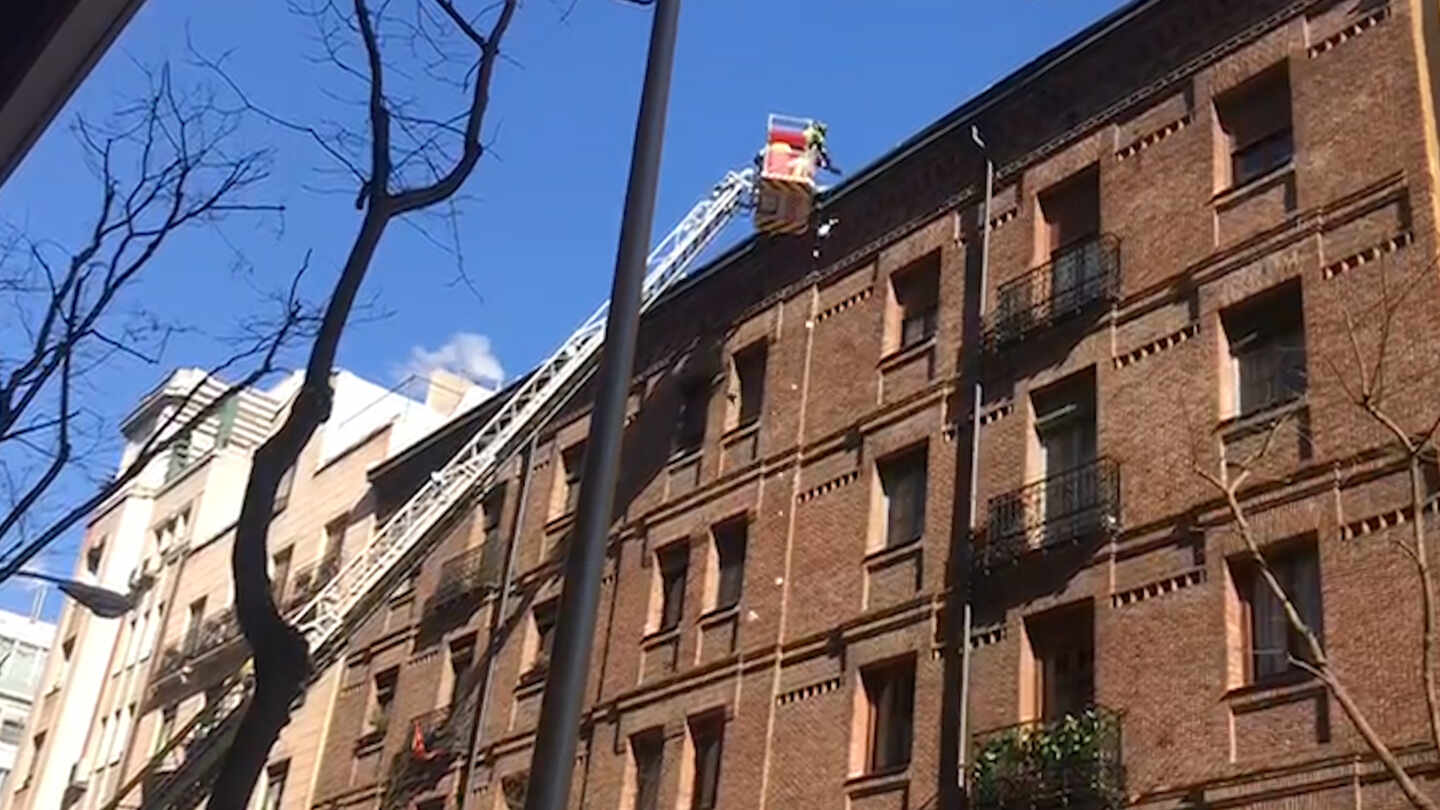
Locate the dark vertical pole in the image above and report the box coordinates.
[522,1,681,808]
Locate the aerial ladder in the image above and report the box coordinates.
[112,118,831,810]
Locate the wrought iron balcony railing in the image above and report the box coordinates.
[970,706,1125,810]
[974,456,1120,571]
[431,542,504,609]
[983,235,1120,353]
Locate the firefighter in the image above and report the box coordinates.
[804,121,838,175]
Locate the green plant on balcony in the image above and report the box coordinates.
[970,707,1124,810]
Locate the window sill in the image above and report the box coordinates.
[878,336,936,371]
[640,625,681,649]
[1224,668,1316,701]
[543,512,576,535]
[1217,395,1307,436]
[697,603,740,628]
[667,446,703,467]
[721,419,760,444]
[354,731,385,754]
[1211,160,1295,207]
[515,668,547,696]
[863,536,923,568]
[844,765,910,794]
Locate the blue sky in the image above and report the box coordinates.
[0,0,1128,620]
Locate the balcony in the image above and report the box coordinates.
[970,706,1125,810]
[982,235,1120,353]
[973,457,1120,571]
[430,542,504,610]
[155,608,244,679]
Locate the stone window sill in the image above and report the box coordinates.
[1211,160,1295,207]
[640,625,681,649]
[1217,395,1307,438]
[844,765,910,795]
[721,419,760,445]
[863,536,923,569]
[878,336,936,371]
[1224,668,1316,702]
[697,603,740,628]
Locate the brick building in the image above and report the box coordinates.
[291,2,1440,810]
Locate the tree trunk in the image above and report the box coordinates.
[205,209,389,810]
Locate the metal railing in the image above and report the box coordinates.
[975,457,1120,571]
[970,706,1125,810]
[983,235,1120,352]
[430,542,504,609]
[155,610,244,678]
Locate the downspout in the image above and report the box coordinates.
[457,429,539,807]
[960,125,994,784]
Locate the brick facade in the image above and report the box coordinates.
[301,1,1440,810]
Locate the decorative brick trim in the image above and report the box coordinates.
[1308,4,1390,59]
[1111,568,1207,608]
[1116,115,1191,161]
[776,676,843,706]
[1321,231,1412,280]
[1114,322,1200,369]
[1340,497,1438,541]
[797,470,861,504]
[989,206,1018,231]
[980,402,1014,426]
[815,286,873,325]
[970,626,1007,649]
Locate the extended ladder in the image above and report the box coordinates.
[117,168,758,810]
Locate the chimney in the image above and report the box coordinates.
[425,369,473,416]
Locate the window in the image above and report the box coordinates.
[215,395,239,449]
[448,634,476,708]
[165,431,192,482]
[1216,65,1293,188]
[0,719,23,745]
[86,540,104,576]
[93,718,108,772]
[275,465,296,511]
[54,637,74,690]
[270,546,294,605]
[369,669,398,735]
[124,616,141,667]
[482,486,506,547]
[1238,543,1323,682]
[631,729,664,810]
[139,609,159,661]
[560,442,586,516]
[184,598,207,652]
[1224,282,1307,417]
[322,517,346,576]
[114,704,134,764]
[713,520,747,611]
[862,658,915,774]
[262,760,289,810]
[878,446,928,549]
[889,257,940,352]
[1033,371,1098,533]
[501,772,528,810]
[728,342,767,429]
[531,602,557,673]
[153,706,177,755]
[689,713,724,810]
[1038,166,1103,313]
[674,382,709,456]
[657,545,689,633]
[1026,602,1094,722]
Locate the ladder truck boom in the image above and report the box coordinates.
[114,167,757,810]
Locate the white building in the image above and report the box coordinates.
[1,366,478,810]
[0,610,56,793]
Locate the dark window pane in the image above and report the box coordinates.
[1232,128,1293,186]
[1228,285,1307,416]
[893,259,940,351]
[735,344,767,426]
[691,717,724,810]
[1248,546,1322,681]
[882,450,928,548]
[534,603,558,668]
[865,661,915,773]
[633,731,664,810]
[659,548,688,631]
[563,444,586,514]
[675,384,708,454]
[715,522,747,610]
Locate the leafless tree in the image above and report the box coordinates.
[1192,252,1440,810]
[0,64,303,588]
[194,1,519,806]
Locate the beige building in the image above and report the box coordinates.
[1,367,477,810]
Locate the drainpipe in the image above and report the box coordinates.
[960,125,994,785]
